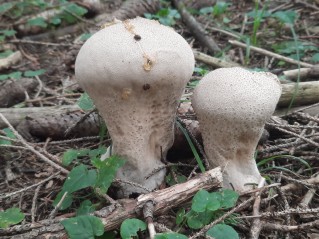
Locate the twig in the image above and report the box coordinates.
[193,50,239,68]
[49,192,68,219]
[0,113,69,174]
[272,125,319,148]
[9,39,73,47]
[173,0,220,54]
[0,172,61,200]
[262,219,319,231]
[229,40,314,68]
[249,178,266,239]
[143,201,156,239]
[31,185,42,223]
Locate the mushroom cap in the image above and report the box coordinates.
[192,67,282,191]
[75,17,194,94]
[192,67,282,125]
[75,17,194,197]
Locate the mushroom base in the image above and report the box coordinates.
[222,161,262,192]
[115,164,166,198]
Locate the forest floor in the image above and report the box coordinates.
[0,0,319,238]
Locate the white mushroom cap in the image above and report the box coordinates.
[75,17,194,197]
[192,67,282,192]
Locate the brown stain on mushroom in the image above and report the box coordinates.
[121,88,132,100]
[115,125,124,136]
[123,20,135,34]
[143,54,153,71]
[134,35,141,41]
[143,84,151,90]
[235,147,250,160]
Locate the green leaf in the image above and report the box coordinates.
[62,148,90,166]
[213,2,229,16]
[62,164,97,193]
[0,128,16,145]
[272,10,297,25]
[219,189,239,209]
[176,208,185,225]
[0,71,22,80]
[0,74,9,81]
[0,207,25,229]
[53,191,73,210]
[191,190,220,213]
[199,7,213,15]
[62,215,104,239]
[50,17,61,25]
[120,218,147,239]
[0,30,16,37]
[24,69,46,77]
[206,224,239,239]
[9,71,22,80]
[27,17,47,28]
[93,155,125,194]
[311,53,319,63]
[155,233,188,239]
[66,3,87,16]
[77,93,95,111]
[0,50,13,59]
[0,2,14,14]
[80,33,93,41]
[76,200,95,216]
[187,210,212,229]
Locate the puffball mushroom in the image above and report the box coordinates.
[192,67,282,192]
[75,17,194,197]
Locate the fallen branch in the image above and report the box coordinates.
[173,0,220,54]
[278,81,319,107]
[193,50,240,68]
[229,40,314,68]
[0,167,222,238]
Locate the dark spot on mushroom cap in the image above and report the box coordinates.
[143,84,150,90]
[134,35,141,41]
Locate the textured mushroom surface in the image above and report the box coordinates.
[192,67,282,192]
[75,17,194,197]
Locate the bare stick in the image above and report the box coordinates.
[0,113,69,174]
[229,40,313,68]
[173,0,220,54]
[0,171,61,200]
[193,50,239,68]
[249,178,266,239]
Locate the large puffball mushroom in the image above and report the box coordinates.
[192,67,282,192]
[75,17,194,197]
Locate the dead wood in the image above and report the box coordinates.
[0,51,22,70]
[193,50,240,68]
[0,78,38,107]
[0,105,80,129]
[0,167,222,238]
[16,110,101,141]
[283,65,319,81]
[172,0,221,54]
[278,81,319,107]
[229,40,314,68]
[95,0,160,25]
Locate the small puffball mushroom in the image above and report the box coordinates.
[75,17,194,197]
[192,67,282,192]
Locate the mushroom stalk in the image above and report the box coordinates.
[75,17,194,197]
[192,67,282,192]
